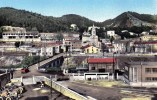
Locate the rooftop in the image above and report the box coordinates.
[88,58,116,64]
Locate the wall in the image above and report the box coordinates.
[85,46,99,54]
[0,73,11,88]
[69,73,110,80]
[44,77,88,100]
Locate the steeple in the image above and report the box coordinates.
[91,24,96,36]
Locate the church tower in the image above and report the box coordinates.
[91,24,96,37]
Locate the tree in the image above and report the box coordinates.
[110,36,115,44]
[0,27,3,38]
[55,33,64,41]
[14,42,20,48]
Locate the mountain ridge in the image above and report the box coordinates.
[0,7,156,32]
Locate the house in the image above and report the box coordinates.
[113,40,134,53]
[81,45,100,54]
[118,56,157,87]
[70,40,82,52]
[107,31,115,37]
[40,42,63,56]
[70,24,78,31]
[140,35,157,41]
[87,58,116,73]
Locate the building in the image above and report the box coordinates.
[40,33,57,42]
[70,40,82,52]
[70,24,78,31]
[134,41,157,53]
[63,32,80,38]
[118,56,157,87]
[87,58,116,73]
[140,35,157,41]
[107,31,115,37]
[40,42,63,56]
[81,45,100,54]
[82,25,101,48]
[113,40,134,53]
[1,26,41,42]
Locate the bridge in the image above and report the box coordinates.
[13,53,65,78]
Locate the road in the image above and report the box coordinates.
[13,53,64,78]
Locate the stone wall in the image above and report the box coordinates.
[0,73,11,88]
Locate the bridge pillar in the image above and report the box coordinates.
[51,62,53,67]
[58,59,61,65]
[55,61,57,67]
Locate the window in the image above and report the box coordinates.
[87,49,89,53]
[145,68,151,73]
[145,77,151,81]
[152,68,157,73]
[152,77,157,81]
[91,67,95,70]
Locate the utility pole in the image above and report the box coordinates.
[140,57,142,87]
[38,50,40,69]
[113,53,115,80]
[44,35,47,57]
[151,44,152,54]
[50,75,52,97]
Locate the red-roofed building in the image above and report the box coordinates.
[87,58,116,73]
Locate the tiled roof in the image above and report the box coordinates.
[88,58,116,64]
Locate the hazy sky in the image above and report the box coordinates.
[0,0,156,22]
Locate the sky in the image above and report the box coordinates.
[0,0,157,22]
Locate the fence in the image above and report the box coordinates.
[44,77,89,100]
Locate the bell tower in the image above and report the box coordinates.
[91,24,96,37]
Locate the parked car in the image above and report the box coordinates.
[21,68,29,73]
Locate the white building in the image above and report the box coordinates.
[40,42,62,57]
[107,31,115,37]
[39,33,58,43]
[1,26,41,42]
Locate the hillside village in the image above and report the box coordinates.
[1,7,157,100]
[1,24,157,86]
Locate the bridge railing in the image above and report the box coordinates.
[44,77,88,100]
